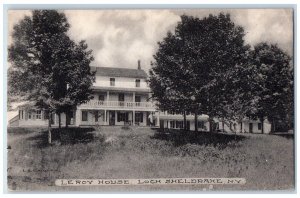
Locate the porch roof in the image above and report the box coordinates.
[92,86,151,93]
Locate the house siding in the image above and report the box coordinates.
[94,76,148,89]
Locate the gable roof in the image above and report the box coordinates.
[91,66,148,79]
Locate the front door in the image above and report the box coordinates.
[119,93,124,106]
[249,123,253,133]
[109,111,115,126]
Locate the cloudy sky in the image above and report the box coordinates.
[8,9,293,72]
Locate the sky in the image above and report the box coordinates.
[7,9,293,73]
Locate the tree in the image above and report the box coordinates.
[149,31,195,131]
[8,10,95,143]
[53,40,95,128]
[246,43,293,133]
[150,13,250,132]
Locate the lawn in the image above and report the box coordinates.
[7,126,294,192]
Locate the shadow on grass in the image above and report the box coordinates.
[26,127,97,148]
[272,133,294,139]
[151,129,247,148]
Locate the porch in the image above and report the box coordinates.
[76,109,154,127]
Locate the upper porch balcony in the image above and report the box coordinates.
[79,100,156,111]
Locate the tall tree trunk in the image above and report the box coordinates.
[183,111,187,131]
[271,118,275,133]
[48,112,52,144]
[209,118,213,132]
[194,110,198,132]
[260,115,264,134]
[240,122,243,133]
[58,113,61,129]
[65,111,69,128]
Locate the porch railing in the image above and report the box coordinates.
[81,100,155,109]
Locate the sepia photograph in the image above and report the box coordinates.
[5,7,295,192]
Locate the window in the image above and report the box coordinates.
[119,93,124,101]
[214,122,219,130]
[19,110,24,119]
[135,112,143,123]
[95,111,99,122]
[99,94,105,101]
[117,112,128,122]
[110,78,115,86]
[176,121,183,129]
[258,123,262,130]
[36,110,42,119]
[44,111,49,120]
[198,121,204,129]
[119,93,124,106]
[135,79,140,87]
[28,111,32,119]
[135,96,141,102]
[51,113,55,124]
[82,111,88,121]
[135,96,141,106]
[170,121,175,128]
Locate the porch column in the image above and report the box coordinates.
[107,91,110,101]
[55,114,58,126]
[132,110,135,126]
[155,112,160,127]
[104,110,107,125]
[115,111,117,125]
[75,109,81,126]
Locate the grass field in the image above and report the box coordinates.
[7,126,294,192]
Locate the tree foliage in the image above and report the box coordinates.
[246,43,293,131]
[150,13,293,132]
[8,10,95,140]
[8,10,95,112]
[150,13,250,131]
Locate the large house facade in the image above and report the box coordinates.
[11,62,156,127]
[9,62,271,134]
[77,65,156,127]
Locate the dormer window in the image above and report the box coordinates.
[135,79,140,87]
[110,78,115,86]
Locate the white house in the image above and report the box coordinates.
[10,61,156,127]
[9,62,271,134]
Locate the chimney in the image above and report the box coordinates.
[138,60,141,70]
